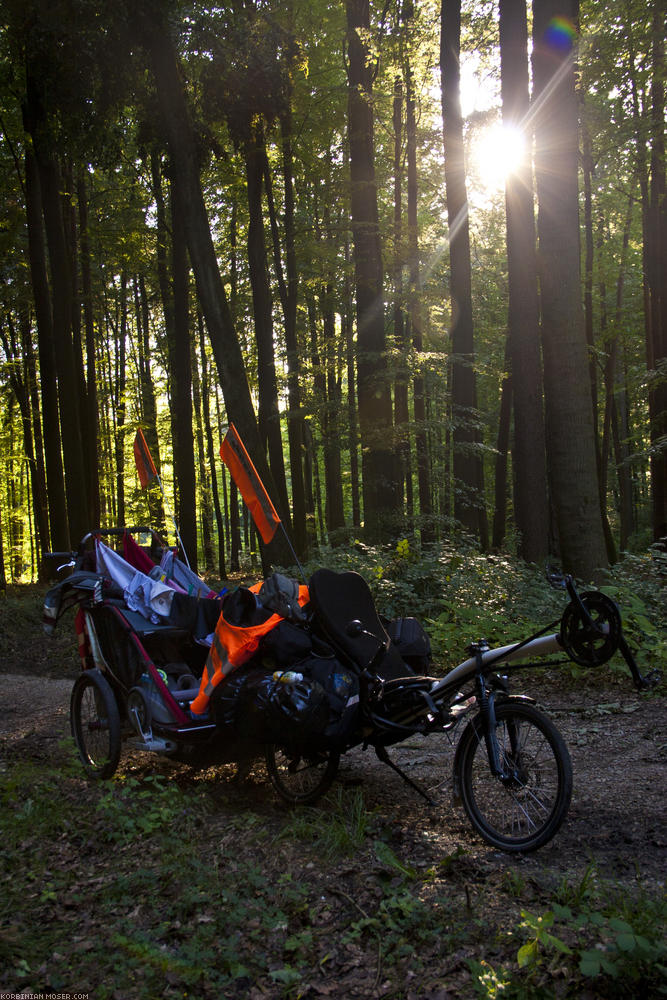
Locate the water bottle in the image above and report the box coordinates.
[272,670,304,684]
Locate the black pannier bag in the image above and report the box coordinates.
[210,654,360,749]
[383,616,432,673]
[235,670,330,745]
[300,654,360,745]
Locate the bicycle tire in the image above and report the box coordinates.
[455,701,572,853]
[70,669,122,779]
[265,744,340,805]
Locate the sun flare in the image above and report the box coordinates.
[473,123,527,192]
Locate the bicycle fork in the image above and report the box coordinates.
[470,645,512,780]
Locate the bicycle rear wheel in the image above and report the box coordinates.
[265,745,339,805]
[455,701,572,853]
[70,669,121,779]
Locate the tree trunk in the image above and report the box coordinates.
[532,0,608,578]
[244,125,291,533]
[645,1,666,542]
[169,183,197,571]
[140,8,291,567]
[492,359,512,552]
[440,0,487,546]
[405,61,433,545]
[345,0,400,541]
[23,59,88,546]
[344,233,362,530]
[31,146,88,545]
[22,141,67,553]
[392,76,411,523]
[498,0,549,562]
[77,169,101,528]
[198,313,226,577]
[265,112,308,556]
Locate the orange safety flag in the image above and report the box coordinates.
[189,581,309,716]
[133,428,158,489]
[220,423,281,544]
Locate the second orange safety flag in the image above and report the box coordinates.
[220,423,281,544]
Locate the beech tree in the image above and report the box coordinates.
[532,0,608,577]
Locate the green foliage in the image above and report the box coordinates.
[471,883,667,999]
[274,786,371,859]
[302,538,665,685]
[95,773,209,844]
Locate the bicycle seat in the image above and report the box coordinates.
[308,568,413,680]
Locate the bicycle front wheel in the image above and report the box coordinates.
[455,701,572,853]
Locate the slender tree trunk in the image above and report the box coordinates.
[265,112,308,555]
[314,289,345,536]
[21,316,49,559]
[440,0,487,546]
[115,274,127,527]
[405,61,433,545]
[169,184,197,570]
[344,233,361,530]
[346,0,400,541]
[393,76,410,521]
[244,124,291,532]
[198,313,225,577]
[24,145,68,550]
[191,336,214,572]
[492,360,512,551]
[532,0,608,577]
[498,0,549,562]
[77,169,101,528]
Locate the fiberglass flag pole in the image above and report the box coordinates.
[219,423,307,584]
[133,427,191,569]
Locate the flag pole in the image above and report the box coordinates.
[279,522,307,586]
[155,474,191,570]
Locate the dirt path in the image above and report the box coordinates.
[1,667,664,891]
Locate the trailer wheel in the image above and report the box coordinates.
[70,669,121,779]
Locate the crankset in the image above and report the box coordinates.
[559,590,622,667]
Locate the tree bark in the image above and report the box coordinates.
[440,0,487,546]
[140,8,291,568]
[645,1,666,542]
[532,0,608,577]
[346,0,401,541]
[264,112,308,556]
[244,125,291,533]
[169,183,198,570]
[498,0,549,563]
[76,169,101,528]
[406,60,433,545]
[23,140,69,551]
[23,57,89,546]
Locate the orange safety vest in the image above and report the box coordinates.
[189,582,309,716]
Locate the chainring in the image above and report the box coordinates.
[559,591,622,667]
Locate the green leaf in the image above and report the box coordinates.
[373,839,417,879]
[517,939,539,968]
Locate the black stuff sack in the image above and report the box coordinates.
[259,619,313,664]
[384,617,432,673]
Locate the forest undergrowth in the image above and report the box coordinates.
[0,543,665,998]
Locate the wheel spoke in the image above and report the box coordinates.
[458,702,572,852]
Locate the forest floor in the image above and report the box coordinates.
[0,586,665,999]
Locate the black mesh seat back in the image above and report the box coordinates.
[308,568,412,680]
